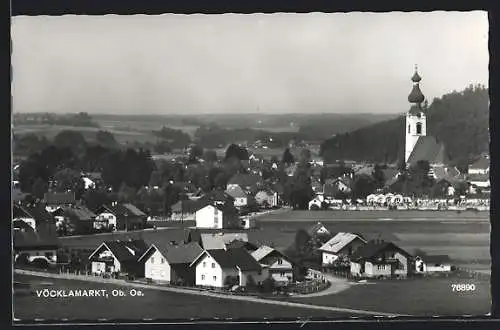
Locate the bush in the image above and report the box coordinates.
[224,275,239,287]
[31,258,49,269]
[260,277,277,293]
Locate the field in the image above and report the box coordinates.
[13,275,352,321]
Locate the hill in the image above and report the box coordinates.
[320,85,489,166]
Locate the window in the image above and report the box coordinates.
[377,265,385,270]
[408,125,411,133]
[203,262,206,267]
[280,272,286,277]
[151,257,154,264]
[201,275,205,280]
[161,258,165,264]
[213,276,217,281]
[277,259,283,265]
[416,122,422,134]
[211,263,215,268]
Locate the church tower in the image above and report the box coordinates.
[405,65,427,163]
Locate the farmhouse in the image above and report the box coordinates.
[95,202,147,231]
[227,173,263,192]
[251,245,294,286]
[225,185,248,208]
[43,192,76,213]
[307,222,331,238]
[323,177,352,196]
[52,205,96,234]
[199,232,250,250]
[13,222,59,264]
[190,248,268,288]
[350,240,413,279]
[139,242,203,285]
[13,204,55,231]
[195,203,239,229]
[319,232,367,266]
[468,155,490,175]
[170,199,200,221]
[415,255,453,273]
[254,190,279,208]
[88,239,149,277]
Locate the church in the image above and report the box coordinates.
[404,66,447,169]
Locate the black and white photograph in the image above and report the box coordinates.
[11,11,491,322]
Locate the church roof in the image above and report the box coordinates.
[408,84,425,104]
[411,71,422,83]
[407,136,447,166]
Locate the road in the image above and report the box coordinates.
[14,269,406,317]
[291,274,352,298]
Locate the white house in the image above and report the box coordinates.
[308,195,324,210]
[251,245,294,286]
[190,248,268,288]
[254,190,278,208]
[415,255,452,273]
[13,204,55,231]
[225,185,248,208]
[319,232,367,266]
[88,240,148,277]
[138,242,203,285]
[468,156,490,175]
[307,222,331,237]
[195,204,239,229]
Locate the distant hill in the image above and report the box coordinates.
[320,85,489,166]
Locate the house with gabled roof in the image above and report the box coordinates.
[468,155,490,175]
[95,202,147,231]
[307,222,331,238]
[190,247,268,288]
[88,239,149,277]
[254,189,278,208]
[170,199,200,221]
[43,192,76,212]
[195,203,240,229]
[199,232,249,250]
[350,240,413,279]
[319,232,367,266]
[225,185,249,208]
[13,203,55,231]
[251,245,294,286]
[139,242,204,285]
[52,205,96,235]
[227,173,263,192]
[13,221,59,264]
[415,254,452,274]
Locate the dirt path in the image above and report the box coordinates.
[15,269,406,317]
[291,274,352,298]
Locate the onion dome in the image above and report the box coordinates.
[411,71,421,83]
[408,84,425,104]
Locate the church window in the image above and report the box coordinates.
[416,122,422,134]
[408,125,411,133]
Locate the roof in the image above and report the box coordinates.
[85,172,103,180]
[411,70,422,83]
[408,84,425,104]
[307,222,330,237]
[351,240,411,261]
[225,185,247,199]
[406,136,447,166]
[54,206,96,221]
[99,203,146,217]
[13,204,55,224]
[12,189,28,202]
[250,245,275,262]
[419,254,452,264]
[43,192,76,205]
[123,203,147,217]
[205,248,262,271]
[199,190,234,204]
[171,199,202,214]
[200,232,249,250]
[13,222,59,249]
[227,173,262,189]
[140,242,203,264]
[90,239,148,262]
[226,240,259,251]
[319,232,366,253]
[469,157,490,170]
[433,166,462,182]
[467,173,490,182]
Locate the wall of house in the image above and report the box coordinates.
[239,268,269,286]
[338,238,366,257]
[92,261,106,274]
[425,264,452,272]
[393,252,409,276]
[269,269,293,285]
[195,254,228,288]
[365,261,391,277]
[18,249,57,263]
[91,249,121,273]
[45,205,60,213]
[469,168,488,175]
[234,197,248,207]
[14,217,36,230]
[96,212,117,228]
[195,206,223,229]
[171,212,196,221]
[322,252,339,265]
[350,262,362,276]
[145,249,171,282]
[470,180,490,188]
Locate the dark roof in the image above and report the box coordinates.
[406,136,446,166]
[99,203,146,217]
[171,199,202,214]
[421,255,452,264]
[13,222,59,249]
[307,222,330,237]
[43,192,76,205]
[351,240,411,261]
[199,190,234,204]
[53,206,96,221]
[12,189,28,202]
[227,173,262,189]
[208,248,262,271]
[92,239,148,262]
[225,185,247,198]
[13,204,55,224]
[408,84,425,104]
[226,240,259,251]
[469,157,490,170]
[411,70,422,83]
[123,203,147,216]
[143,242,203,264]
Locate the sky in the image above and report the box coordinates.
[11,12,488,115]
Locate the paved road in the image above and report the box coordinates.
[15,269,406,317]
[291,274,352,298]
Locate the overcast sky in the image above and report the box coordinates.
[12,12,488,115]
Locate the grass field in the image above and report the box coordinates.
[13,275,352,321]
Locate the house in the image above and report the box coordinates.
[95,202,147,231]
[350,240,413,279]
[225,185,248,207]
[319,232,367,266]
[13,221,59,264]
[13,204,55,231]
[467,173,490,191]
[43,192,76,212]
[251,245,294,286]
[139,242,204,285]
[468,155,490,175]
[52,205,96,235]
[198,190,235,206]
[195,203,239,229]
[415,255,452,273]
[254,190,278,208]
[308,195,324,210]
[199,232,250,250]
[323,177,352,197]
[88,239,149,277]
[307,222,331,238]
[227,173,263,192]
[190,248,268,288]
[170,199,200,221]
[12,188,28,204]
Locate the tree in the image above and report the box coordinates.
[203,149,218,163]
[294,229,312,258]
[118,183,137,202]
[53,130,87,151]
[260,277,277,293]
[224,275,239,287]
[96,131,118,148]
[372,164,386,189]
[225,144,249,161]
[82,188,112,211]
[281,148,295,165]
[31,178,48,200]
[188,144,204,162]
[148,171,162,187]
[352,174,376,199]
[299,148,312,164]
[53,168,85,197]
